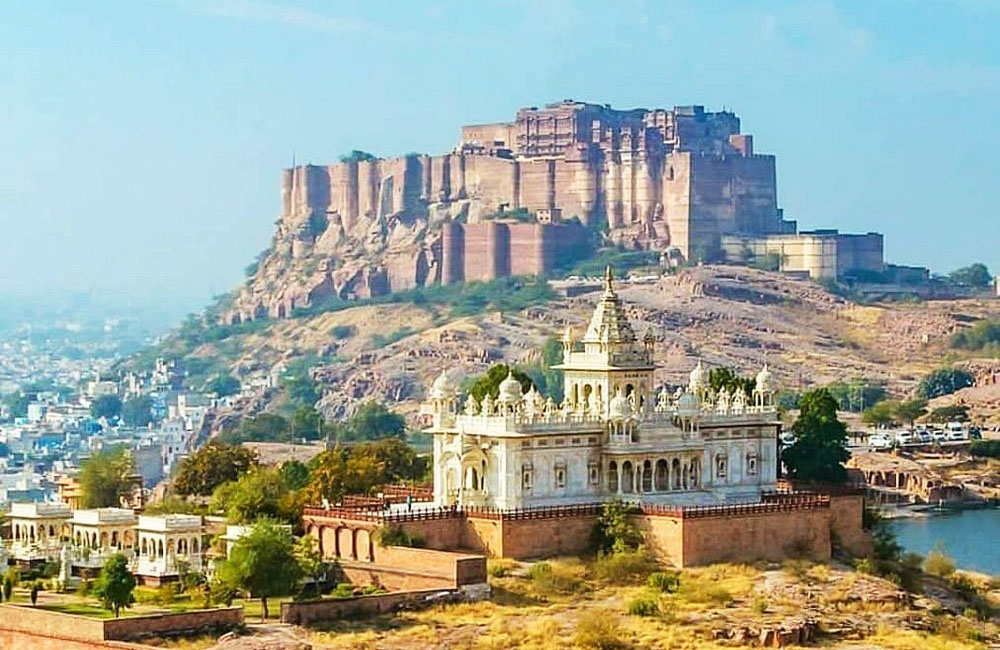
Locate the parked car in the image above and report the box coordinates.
[917,431,932,444]
[946,429,968,441]
[930,430,947,442]
[895,430,916,446]
[869,433,894,450]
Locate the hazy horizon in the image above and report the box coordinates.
[2,0,998,317]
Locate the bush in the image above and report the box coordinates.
[646,571,679,593]
[970,440,1000,459]
[751,596,768,614]
[593,549,657,585]
[916,367,975,399]
[487,560,514,579]
[923,549,956,579]
[527,561,584,597]
[592,501,642,555]
[330,583,356,599]
[574,610,628,650]
[625,594,659,617]
[329,325,356,340]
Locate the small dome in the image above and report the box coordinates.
[498,369,523,403]
[677,391,700,416]
[429,370,456,399]
[755,363,774,393]
[608,391,631,420]
[689,360,707,391]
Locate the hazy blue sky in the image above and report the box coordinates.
[2,0,998,314]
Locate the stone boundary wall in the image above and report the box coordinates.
[338,546,486,591]
[0,604,243,643]
[281,589,449,626]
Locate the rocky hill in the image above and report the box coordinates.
[134,265,1000,430]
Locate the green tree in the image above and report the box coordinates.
[211,466,299,525]
[1,391,31,419]
[862,400,897,428]
[592,500,642,555]
[916,367,975,399]
[283,370,320,407]
[278,460,310,490]
[341,401,406,442]
[216,518,301,621]
[782,389,850,483]
[293,535,326,597]
[290,405,326,440]
[207,374,241,397]
[173,443,258,496]
[950,319,1000,351]
[707,367,755,396]
[467,364,535,401]
[94,553,136,618]
[121,395,153,428]
[948,262,992,288]
[894,399,928,426]
[30,581,40,605]
[3,576,13,601]
[80,446,134,508]
[90,395,123,420]
[303,449,383,503]
[927,404,969,423]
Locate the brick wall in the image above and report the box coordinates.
[828,494,873,558]
[102,608,243,641]
[499,514,598,558]
[678,508,831,566]
[281,589,447,626]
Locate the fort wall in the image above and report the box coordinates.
[281,589,449,627]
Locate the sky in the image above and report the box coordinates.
[1,0,998,317]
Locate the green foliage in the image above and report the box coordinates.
[948,262,993,288]
[625,593,659,616]
[928,404,969,423]
[647,571,680,593]
[823,379,887,412]
[216,518,302,621]
[338,401,406,442]
[707,367,755,396]
[218,413,292,445]
[329,324,356,340]
[526,561,584,596]
[121,395,153,428]
[293,535,327,589]
[339,150,377,163]
[304,437,427,503]
[207,374,241,397]
[211,466,301,525]
[951,318,1000,352]
[80,446,134,508]
[30,581,40,605]
[467,364,536,402]
[373,525,425,548]
[90,394,122,420]
[94,553,136,618]
[278,459,311,490]
[749,251,782,272]
[782,389,849,483]
[282,366,320,408]
[2,575,12,601]
[593,550,657,585]
[142,496,209,516]
[290,406,327,441]
[751,596,769,614]
[1,390,31,419]
[862,400,898,428]
[894,399,928,425]
[917,367,975,399]
[173,442,258,496]
[969,440,1000,459]
[561,247,658,278]
[924,548,957,578]
[592,500,642,555]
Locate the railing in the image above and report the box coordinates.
[303,491,830,524]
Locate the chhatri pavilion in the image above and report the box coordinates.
[422,268,781,510]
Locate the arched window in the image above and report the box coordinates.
[607,461,618,492]
[655,459,669,491]
[621,461,634,494]
[641,460,653,492]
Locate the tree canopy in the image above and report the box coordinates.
[304,438,428,503]
[80,446,134,508]
[173,443,258,496]
[782,389,850,483]
[207,373,241,397]
[928,404,969,423]
[216,518,302,621]
[467,364,535,401]
[94,553,136,617]
[211,466,302,525]
[916,367,975,399]
[950,319,1000,352]
[121,395,153,428]
[707,367,755,396]
[90,394,123,420]
[948,262,993,288]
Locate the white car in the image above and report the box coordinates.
[930,430,947,442]
[946,429,967,442]
[869,433,894,450]
[895,430,916,446]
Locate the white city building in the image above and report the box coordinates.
[8,502,72,562]
[70,508,137,570]
[422,268,781,510]
[134,514,204,583]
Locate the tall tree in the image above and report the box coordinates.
[948,262,992,288]
[782,389,850,483]
[467,364,535,402]
[121,395,153,428]
[894,399,928,426]
[90,394,123,420]
[94,553,136,618]
[917,367,975,399]
[344,401,406,441]
[216,518,301,621]
[173,443,258,496]
[707,367,756,396]
[80,446,134,508]
[211,466,300,525]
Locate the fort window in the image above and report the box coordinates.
[589,463,599,486]
[746,453,758,475]
[642,460,653,492]
[522,464,533,491]
[607,461,618,492]
[716,454,727,479]
[554,464,567,489]
[655,459,668,491]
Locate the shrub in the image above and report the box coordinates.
[329,324,356,340]
[592,500,642,554]
[527,561,583,597]
[30,581,40,606]
[330,583,356,599]
[916,367,975,399]
[574,610,627,650]
[783,559,811,581]
[751,596,768,614]
[923,549,956,578]
[487,560,514,579]
[593,549,657,585]
[970,440,1000,459]
[854,558,874,574]
[625,594,659,617]
[646,571,680,593]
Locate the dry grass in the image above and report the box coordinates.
[861,625,989,650]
